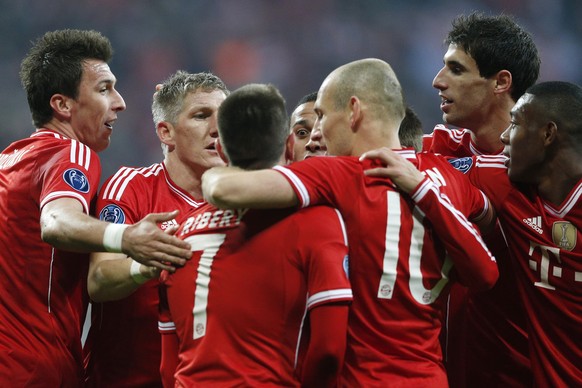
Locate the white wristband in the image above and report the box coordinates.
[103,223,128,253]
[130,260,149,285]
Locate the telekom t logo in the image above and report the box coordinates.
[528,242,561,290]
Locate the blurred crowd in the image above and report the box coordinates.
[1,0,581,181]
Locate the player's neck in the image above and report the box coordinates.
[469,122,506,154]
[42,121,77,142]
[538,153,582,206]
[352,125,400,156]
[163,157,205,199]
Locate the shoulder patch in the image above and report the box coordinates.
[99,204,126,224]
[343,255,350,279]
[63,168,90,193]
[448,157,473,174]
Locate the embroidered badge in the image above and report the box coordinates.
[447,157,473,174]
[99,204,126,224]
[63,168,90,193]
[552,221,577,251]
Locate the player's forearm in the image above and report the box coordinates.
[88,253,158,302]
[202,166,297,209]
[411,178,499,290]
[40,199,112,252]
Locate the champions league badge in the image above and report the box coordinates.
[447,157,473,174]
[552,221,577,251]
[99,204,126,224]
[63,168,90,193]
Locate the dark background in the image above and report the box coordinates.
[2,0,581,182]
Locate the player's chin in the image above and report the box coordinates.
[207,155,226,168]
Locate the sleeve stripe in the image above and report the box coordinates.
[412,179,493,259]
[69,140,91,170]
[102,164,163,201]
[273,166,310,207]
[333,209,349,246]
[158,320,176,332]
[306,289,353,310]
[40,191,90,214]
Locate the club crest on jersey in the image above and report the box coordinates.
[99,204,126,224]
[552,221,577,251]
[63,168,89,193]
[447,157,473,174]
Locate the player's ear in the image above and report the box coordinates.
[215,139,229,163]
[49,94,73,120]
[494,70,512,95]
[349,96,362,132]
[157,122,175,152]
[285,133,294,164]
[543,121,558,146]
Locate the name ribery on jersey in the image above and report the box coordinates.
[179,208,249,236]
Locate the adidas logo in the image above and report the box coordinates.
[523,216,543,234]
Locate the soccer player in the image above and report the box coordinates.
[289,91,327,161]
[368,81,582,387]
[159,83,352,387]
[202,58,498,386]
[424,12,540,386]
[0,29,191,387]
[83,71,229,387]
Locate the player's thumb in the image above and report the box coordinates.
[145,210,180,223]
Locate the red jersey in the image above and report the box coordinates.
[274,150,497,387]
[159,203,352,387]
[83,162,204,388]
[425,124,531,387]
[463,155,582,387]
[0,130,101,387]
[422,124,504,156]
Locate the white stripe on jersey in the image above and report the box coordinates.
[544,182,582,218]
[41,191,90,214]
[103,164,163,201]
[333,208,349,246]
[412,179,493,260]
[163,173,205,208]
[70,140,91,170]
[306,288,353,309]
[476,155,507,169]
[273,166,310,207]
[432,124,470,145]
[158,320,176,332]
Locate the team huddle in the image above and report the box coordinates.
[0,11,581,388]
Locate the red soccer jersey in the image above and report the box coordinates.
[422,124,505,156]
[83,163,204,388]
[274,150,497,387]
[158,203,352,387]
[464,155,582,387]
[425,124,531,387]
[0,130,101,387]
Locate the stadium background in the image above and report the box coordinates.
[1,0,581,183]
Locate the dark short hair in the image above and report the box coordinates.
[525,81,582,143]
[294,91,317,110]
[20,29,114,128]
[218,83,288,169]
[446,12,540,101]
[399,106,424,152]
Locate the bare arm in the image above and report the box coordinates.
[202,166,298,209]
[301,304,349,388]
[87,253,160,302]
[40,197,191,269]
